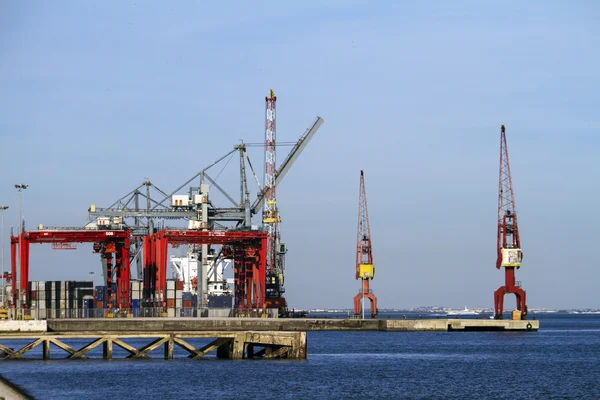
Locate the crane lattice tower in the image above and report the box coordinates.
[494,124,528,320]
[353,170,377,318]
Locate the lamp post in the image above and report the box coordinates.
[15,184,28,316]
[0,205,8,307]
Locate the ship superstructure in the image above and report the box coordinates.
[170,248,233,298]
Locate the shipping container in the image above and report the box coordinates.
[167,280,175,291]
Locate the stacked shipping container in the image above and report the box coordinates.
[25,279,233,319]
[28,280,94,319]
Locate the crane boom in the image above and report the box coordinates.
[251,116,324,215]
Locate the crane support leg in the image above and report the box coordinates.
[18,233,31,310]
[104,252,114,308]
[353,279,377,318]
[493,267,527,319]
[10,239,17,307]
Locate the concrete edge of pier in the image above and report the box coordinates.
[39,317,539,332]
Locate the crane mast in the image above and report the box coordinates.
[263,89,287,314]
[353,170,377,318]
[493,125,528,320]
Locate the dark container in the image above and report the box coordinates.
[208,295,233,309]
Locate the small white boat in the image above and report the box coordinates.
[447,307,479,316]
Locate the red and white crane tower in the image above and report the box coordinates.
[354,170,377,318]
[263,89,286,312]
[494,125,528,320]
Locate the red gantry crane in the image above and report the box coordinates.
[354,170,377,318]
[494,125,528,320]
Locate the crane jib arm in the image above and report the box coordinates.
[251,116,324,215]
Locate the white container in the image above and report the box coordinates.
[167,280,175,290]
[167,290,175,300]
[38,309,47,320]
[175,290,182,300]
[97,217,110,227]
[167,308,175,318]
[132,290,140,300]
[188,220,202,230]
[39,300,46,310]
[192,194,203,204]
[171,195,190,207]
[176,299,182,309]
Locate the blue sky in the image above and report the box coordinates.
[1,1,598,309]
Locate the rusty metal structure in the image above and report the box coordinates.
[10,229,131,309]
[353,170,377,318]
[493,125,527,319]
[143,229,267,311]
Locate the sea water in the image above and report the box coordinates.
[0,313,599,399]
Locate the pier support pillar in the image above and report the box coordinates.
[103,339,113,359]
[231,333,245,359]
[216,341,231,359]
[43,339,50,360]
[164,335,174,360]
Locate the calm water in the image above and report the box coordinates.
[1,314,599,399]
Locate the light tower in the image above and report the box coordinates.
[263,89,286,314]
[0,205,8,306]
[494,125,527,320]
[14,183,28,312]
[354,170,377,318]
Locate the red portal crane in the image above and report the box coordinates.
[142,229,267,312]
[10,229,131,311]
[353,170,377,318]
[494,125,528,320]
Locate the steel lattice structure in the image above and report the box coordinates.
[263,89,286,312]
[353,170,377,318]
[263,89,279,276]
[493,125,527,319]
[7,91,323,315]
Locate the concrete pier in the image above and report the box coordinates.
[0,318,537,361]
[46,317,539,332]
[0,331,306,360]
